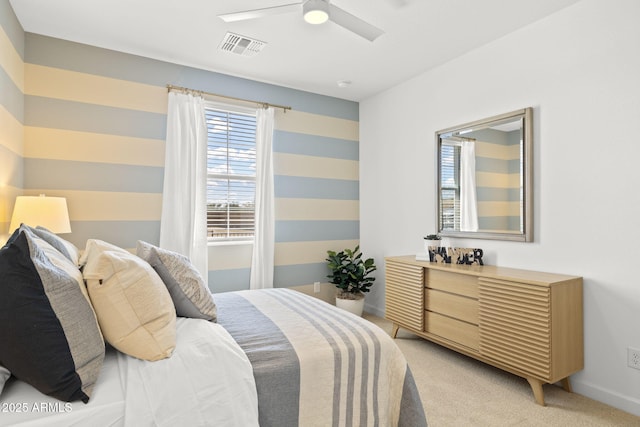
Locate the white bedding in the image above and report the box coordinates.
[0,318,258,427]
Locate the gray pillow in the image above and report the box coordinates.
[33,225,80,265]
[137,241,217,321]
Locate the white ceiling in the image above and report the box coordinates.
[10,0,581,101]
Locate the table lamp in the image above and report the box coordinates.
[9,194,71,234]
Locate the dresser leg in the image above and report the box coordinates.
[561,377,572,393]
[391,323,400,338]
[526,378,545,406]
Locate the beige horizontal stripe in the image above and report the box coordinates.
[25,64,167,114]
[275,198,359,221]
[0,28,24,91]
[275,239,359,266]
[275,109,358,141]
[0,105,23,156]
[476,171,521,188]
[22,189,162,221]
[478,201,522,217]
[208,243,253,270]
[274,152,358,180]
[0,185,22,227]
[24,127,165,167]
[476,141,520,160]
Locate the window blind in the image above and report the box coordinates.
[205,107,257,240]
[440,144,461,231]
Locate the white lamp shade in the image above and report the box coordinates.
[9,195,71,234]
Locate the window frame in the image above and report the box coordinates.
[204,101,258,244]
[439,141,461,231]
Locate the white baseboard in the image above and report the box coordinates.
[572,379,640,417]
[364,302,384,318]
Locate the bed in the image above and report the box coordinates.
[0,227,427,426]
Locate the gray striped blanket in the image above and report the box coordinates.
[216,288,427,427]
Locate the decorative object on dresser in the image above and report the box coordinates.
[429,247,484,265]
[423,234,441,253]
[326,245,376,316]
[385,255,583,406]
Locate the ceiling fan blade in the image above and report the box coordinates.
[328,4,384,41]
[218,3,301,23]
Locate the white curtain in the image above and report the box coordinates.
[250,107,275,289]
[460,140,479,232]
[160,91,209,281]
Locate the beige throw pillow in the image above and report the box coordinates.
[82,239,176,361]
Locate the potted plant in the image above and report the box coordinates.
[423,234,441,252]
[326,245,376,316]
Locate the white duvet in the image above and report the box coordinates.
[0,318,259,427]
[119,318,258,427]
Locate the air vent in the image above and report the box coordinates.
[218,32,266,57]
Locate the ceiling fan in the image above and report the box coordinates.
[218,0,384,42]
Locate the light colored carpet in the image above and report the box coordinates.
[364,314,640,427]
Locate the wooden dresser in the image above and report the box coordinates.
[385,255,583,405]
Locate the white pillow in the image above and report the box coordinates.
[82,239,177,361]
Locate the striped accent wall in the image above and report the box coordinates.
[17,30,359,293]
[472,128,521,232]
[0,0,24,242]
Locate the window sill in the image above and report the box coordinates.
[207,240,254,247]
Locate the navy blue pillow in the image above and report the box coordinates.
[0,227,104,402]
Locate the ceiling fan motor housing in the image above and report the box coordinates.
[303,0,330,24]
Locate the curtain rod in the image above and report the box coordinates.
[166,84,291,112]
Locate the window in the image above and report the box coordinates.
[440,142,461,231]
[205,104,257,241]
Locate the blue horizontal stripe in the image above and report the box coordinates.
[208,263,333,292]
[25,34,359,121]
[0,1,24,59]
[508,159,521,174]
[24,158,164,193]
[208,268,251,293]
[25,34,183,88]
[274,130,358,160]
[0,66,24,123]
[179,67,358,121]
[477,187,521,202]
[275,176,359,200]
[274,262,330,287]
[276,220,359,243]
[478,216,521,232]
[64,220,160,250]
[25,95,167,140]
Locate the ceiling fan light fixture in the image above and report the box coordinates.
[303,0,329,25]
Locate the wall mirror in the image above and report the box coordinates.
[436,107,533,242]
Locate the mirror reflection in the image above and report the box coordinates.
[436,108,532,242]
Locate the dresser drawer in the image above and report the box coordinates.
[426,269,478,298]
[425,311,479,351]
[426,288,478,324]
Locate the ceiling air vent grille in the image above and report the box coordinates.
[218,32,266,57]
